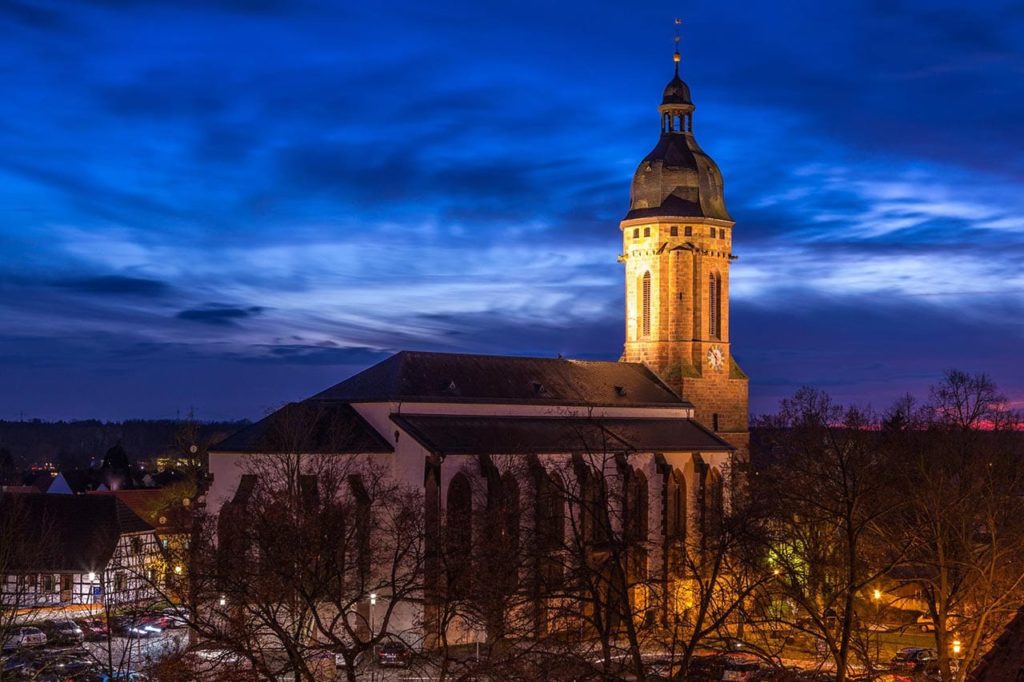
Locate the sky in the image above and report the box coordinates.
[1,0,1022,421]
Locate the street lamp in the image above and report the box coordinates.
[369,593,377,634]
[952,638,962,656]
[871,589,883,665]
[218,594,226,607]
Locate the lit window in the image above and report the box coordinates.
[641,272,651,337]
[709,272,722,339]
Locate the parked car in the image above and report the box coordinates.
[77,618,111,641]
[890,647,938,673]
[77,672,150,681]
[722,656,762,681]
[136,611,171,631]
[915,612,964,633]
[109,615,160,638]
[159,606,189,629]
[42,619,86,644]
[334,650,365,670]
[2,626,47,650]
[686,654,728,681]
[35,651,95,677]
[1,652,34,675]
[376,640,412,668]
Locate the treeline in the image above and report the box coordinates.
[0,418,249,469]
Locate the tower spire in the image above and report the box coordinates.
[673,17,682,76]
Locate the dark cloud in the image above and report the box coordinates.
[54,275,171,298]
[245,344,391,366]
[176,306,266,326]
[0,0,67,30]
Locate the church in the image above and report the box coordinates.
[207,38,748,646]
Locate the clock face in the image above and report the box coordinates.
[707,346,725,371]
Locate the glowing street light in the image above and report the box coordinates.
[952,638,962,656]
[218,594,226,607]
[173,565,183,575]
[872,588,882,602]
[87,572,97,583]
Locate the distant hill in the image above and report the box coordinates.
[0,419,249,470]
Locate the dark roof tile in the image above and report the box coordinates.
[0,493,153,573]
[314,351,688,408]
[391,414,733,456]
[211,401,393,454]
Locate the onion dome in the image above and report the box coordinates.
[624,49,731,222]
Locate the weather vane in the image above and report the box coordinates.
[673,17,682,68]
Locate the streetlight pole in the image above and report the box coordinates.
[872,589,882,667]
[369,593,377,635]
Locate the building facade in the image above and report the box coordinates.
[0,494,161,609]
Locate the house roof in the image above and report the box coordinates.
[969,607,1024,681]
[0,493,154,573]
[87,488,192,535]
[313,350,689,408]
[211,401,393,454]
[391,414,733,456]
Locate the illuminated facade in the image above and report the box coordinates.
[619,45,749,455]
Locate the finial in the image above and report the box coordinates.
[673,17,682,75]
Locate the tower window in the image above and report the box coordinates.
[643,227,650,237]
[632,228,639,239]
[641,272,651,338]
[684,226,692,237]
[712,413,720,431]
[719,228,726,239]
[709,272,722,339]
[670,225,678,236]
[709,226,717,237]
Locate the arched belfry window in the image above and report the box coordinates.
[709,272,722,339]
[641,272,652,338]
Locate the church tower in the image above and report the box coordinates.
[619,29,749,454]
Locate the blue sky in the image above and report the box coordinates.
[1,0,1022,421]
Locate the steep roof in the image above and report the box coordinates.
[391,415,733,456]
[313,351,688,408]
[0,493,154,573]
[211,401,393,454]
[88,488,193,535]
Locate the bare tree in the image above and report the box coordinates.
[754,387,905,681]
[0,494,50,682]
[151,402,428,682]
[887,371,1024,681]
